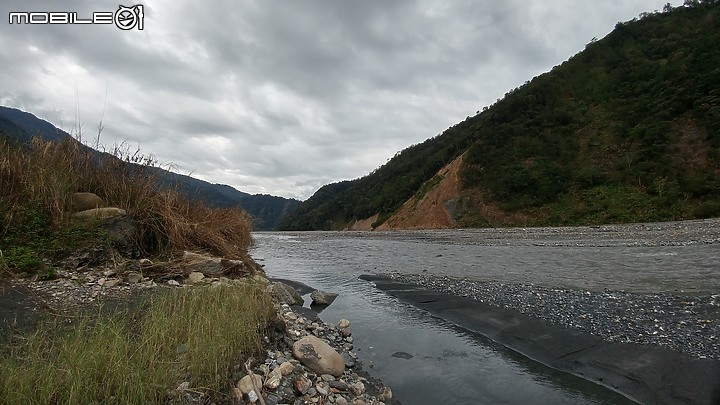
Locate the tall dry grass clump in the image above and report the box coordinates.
[0,134,254,272]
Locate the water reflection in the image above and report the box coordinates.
[252,233,637,404]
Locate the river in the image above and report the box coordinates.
[250,222,719,404]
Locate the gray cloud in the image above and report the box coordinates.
[0,0,676,199]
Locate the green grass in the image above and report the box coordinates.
[0,282,274,404]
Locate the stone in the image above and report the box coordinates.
[167,279,181,286]
[294,375,312,394]
[187,271,205,284]
[329,380,348,391]
[220,258,253,277]
[316,382,330,396]
[104,278,121,287]
[277,361,295,376]
[73,207,127,220]
[349,381,365,397]
[264,370,282,390]
[63,246,114,269]
[310,290,339,306]
[72,192,104,212]
[237,374,263,394]
[246,389,258,403]
[125,272,142,283]
[102,216,139,257]
[269,282,304,306]
[378,387,393,402]
[181,251,223,274]
[336,397,349,405]
[337,319,351,329]
[292,336,345,377]
[139,258,153,266]
[341,352,355,368]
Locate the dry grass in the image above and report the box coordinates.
[0,282,274,404]
[0,135,254,269]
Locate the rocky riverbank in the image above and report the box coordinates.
[230,301,396,405]
[361,273,720,405]
[0,254,396,405]
[381,273,720,360]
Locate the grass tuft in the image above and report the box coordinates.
[0,282,274,404]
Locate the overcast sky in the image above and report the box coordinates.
[1,1,676,200]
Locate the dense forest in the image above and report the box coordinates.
[279,1,720,230]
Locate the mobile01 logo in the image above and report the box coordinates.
[8,5,144,30]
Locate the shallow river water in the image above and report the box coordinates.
[250,224,719,404]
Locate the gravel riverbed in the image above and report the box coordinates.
[384,273,720,360]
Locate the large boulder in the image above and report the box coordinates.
[182,251,223,274]
[73,207,126,220]
[72,192,104,212]
[102,215,139,257]
[269,281,304,305]
[180,251,253,277]
[292,335,345,377]
[311,289,339,306]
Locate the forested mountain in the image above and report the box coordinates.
[279,1,720,230]
[0,107,300,230]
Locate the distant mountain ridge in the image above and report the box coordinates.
[0,106,300,231]
[279,1,720,230]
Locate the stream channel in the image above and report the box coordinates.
[250,226,719,405]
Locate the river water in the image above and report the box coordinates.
[250,226,719,404]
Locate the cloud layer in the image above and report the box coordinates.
[1,0,674,199]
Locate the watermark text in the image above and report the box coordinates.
[8,5,144,30]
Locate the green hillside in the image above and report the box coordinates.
[279,1,720,230]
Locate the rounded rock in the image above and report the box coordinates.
[292,336,345,377]
[264,370,282,390]
[378,387,393,402]
[236,374,262,394]
[277,361,295,376]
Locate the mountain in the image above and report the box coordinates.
[279,1,720,231]
[0,106,300,231]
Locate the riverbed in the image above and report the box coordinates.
[250,219,720,404]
